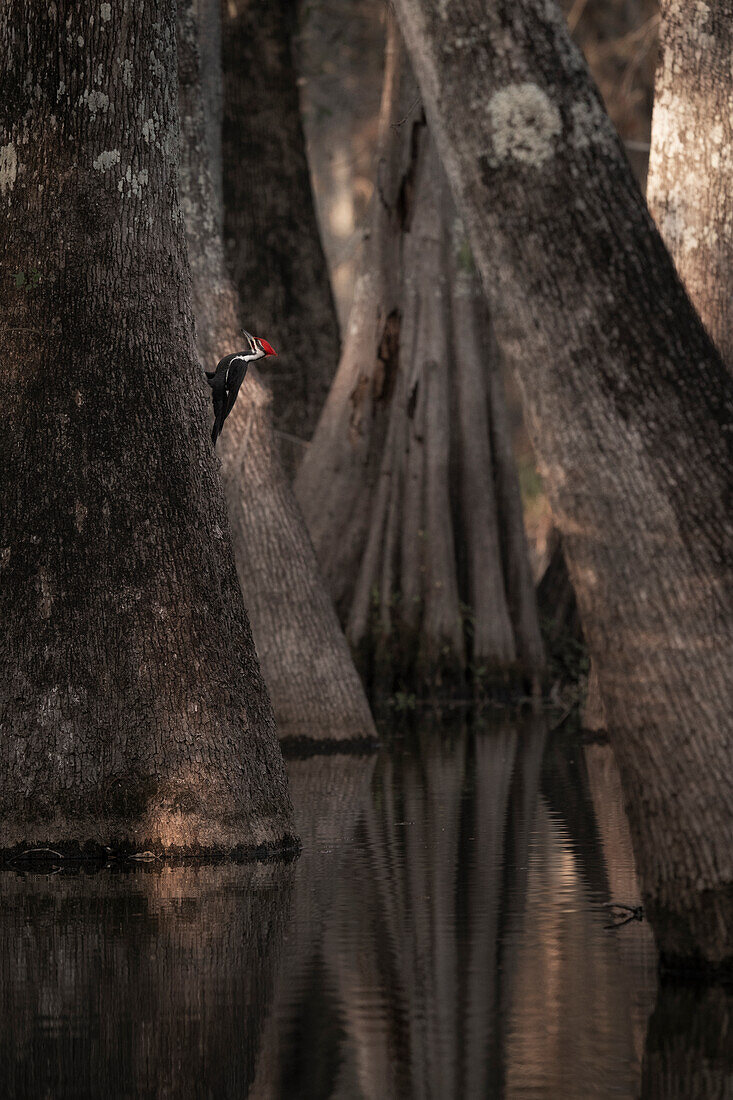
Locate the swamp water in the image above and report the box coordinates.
[1,716,730,1098]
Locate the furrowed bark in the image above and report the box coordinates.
[221,0,340,461]
[392,0,733,966]
[178,0,376,746]
[296,18,544,698]
[0,0,294,855]
[648,0,733,366]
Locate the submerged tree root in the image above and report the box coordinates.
[1,834,301,869]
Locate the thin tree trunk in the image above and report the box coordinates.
[0,0,293,854]
[178,0,376,746]
[220,0,340,462]
[647,0,733,365]
[295,19,544,698]
[392,0,733,967]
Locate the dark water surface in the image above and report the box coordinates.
[2,716,731,1098]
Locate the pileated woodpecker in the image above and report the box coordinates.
[206,328,277,445]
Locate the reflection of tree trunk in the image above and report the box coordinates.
[584,740,657,1081]
[322,717,545,1098]
[249,753,376,1098]
[0,865,293,1096]
[392,0,733,968]
[0,0,291,852]
[496,717,547,1090]
[296,19,543,696]
[221,0,340,456]
[179,0,375,744]
[642,982,733,1099]
[463,723,522,1097]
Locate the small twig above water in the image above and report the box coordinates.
[604,902,644,929]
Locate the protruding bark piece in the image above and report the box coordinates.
[0,0,293,855]
[296,20,544,698]
[178,0,376,746]
[221,0,341,458]
[391,0,733,966]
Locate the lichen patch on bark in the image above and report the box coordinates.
[92,148,120,171]
[0,142,17,196]
[487,83,561,166]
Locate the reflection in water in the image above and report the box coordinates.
[1,716,729,1097]
[0,863,294,1098]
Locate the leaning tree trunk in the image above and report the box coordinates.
[647,0,733,366]
[391,0,733,968]
[295,20,544,699]
[0,0,293,854]
[177,0,375,746]
[221,0,341,464]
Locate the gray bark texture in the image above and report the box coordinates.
[0,0,294,855]
[648,0,733,366]
[221,0,340,461]
[391,0,733,967]
[295,20,544,698]
[178,0,376,746]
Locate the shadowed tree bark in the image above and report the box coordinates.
[295,20,544,698]
[0,0,294,854]
[177,0,376,746]
[391,0,733,967]
[647,0,733,366]
[221,0,341,462]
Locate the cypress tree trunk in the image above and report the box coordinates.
[647,0,733,365]
[178,0,376,745]
[221,0,340,460]
[392,0,733,967]
[295,20,544,698]
[0,0,294,854]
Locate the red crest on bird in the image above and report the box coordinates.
[257,337,278,357]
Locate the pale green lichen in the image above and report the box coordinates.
[118,165,149,196]
[101,2,111,20]
[92,148,120,171]
[487,83,561,167]
[81,88,109,117]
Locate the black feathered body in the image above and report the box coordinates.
[206,348,264,445]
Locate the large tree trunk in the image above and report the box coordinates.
[221,0,341,462]
[647,0,733,365]
[0,0,293,854]
[391,0,733,968]
[177,0,375,746]
[295,20,544,699]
